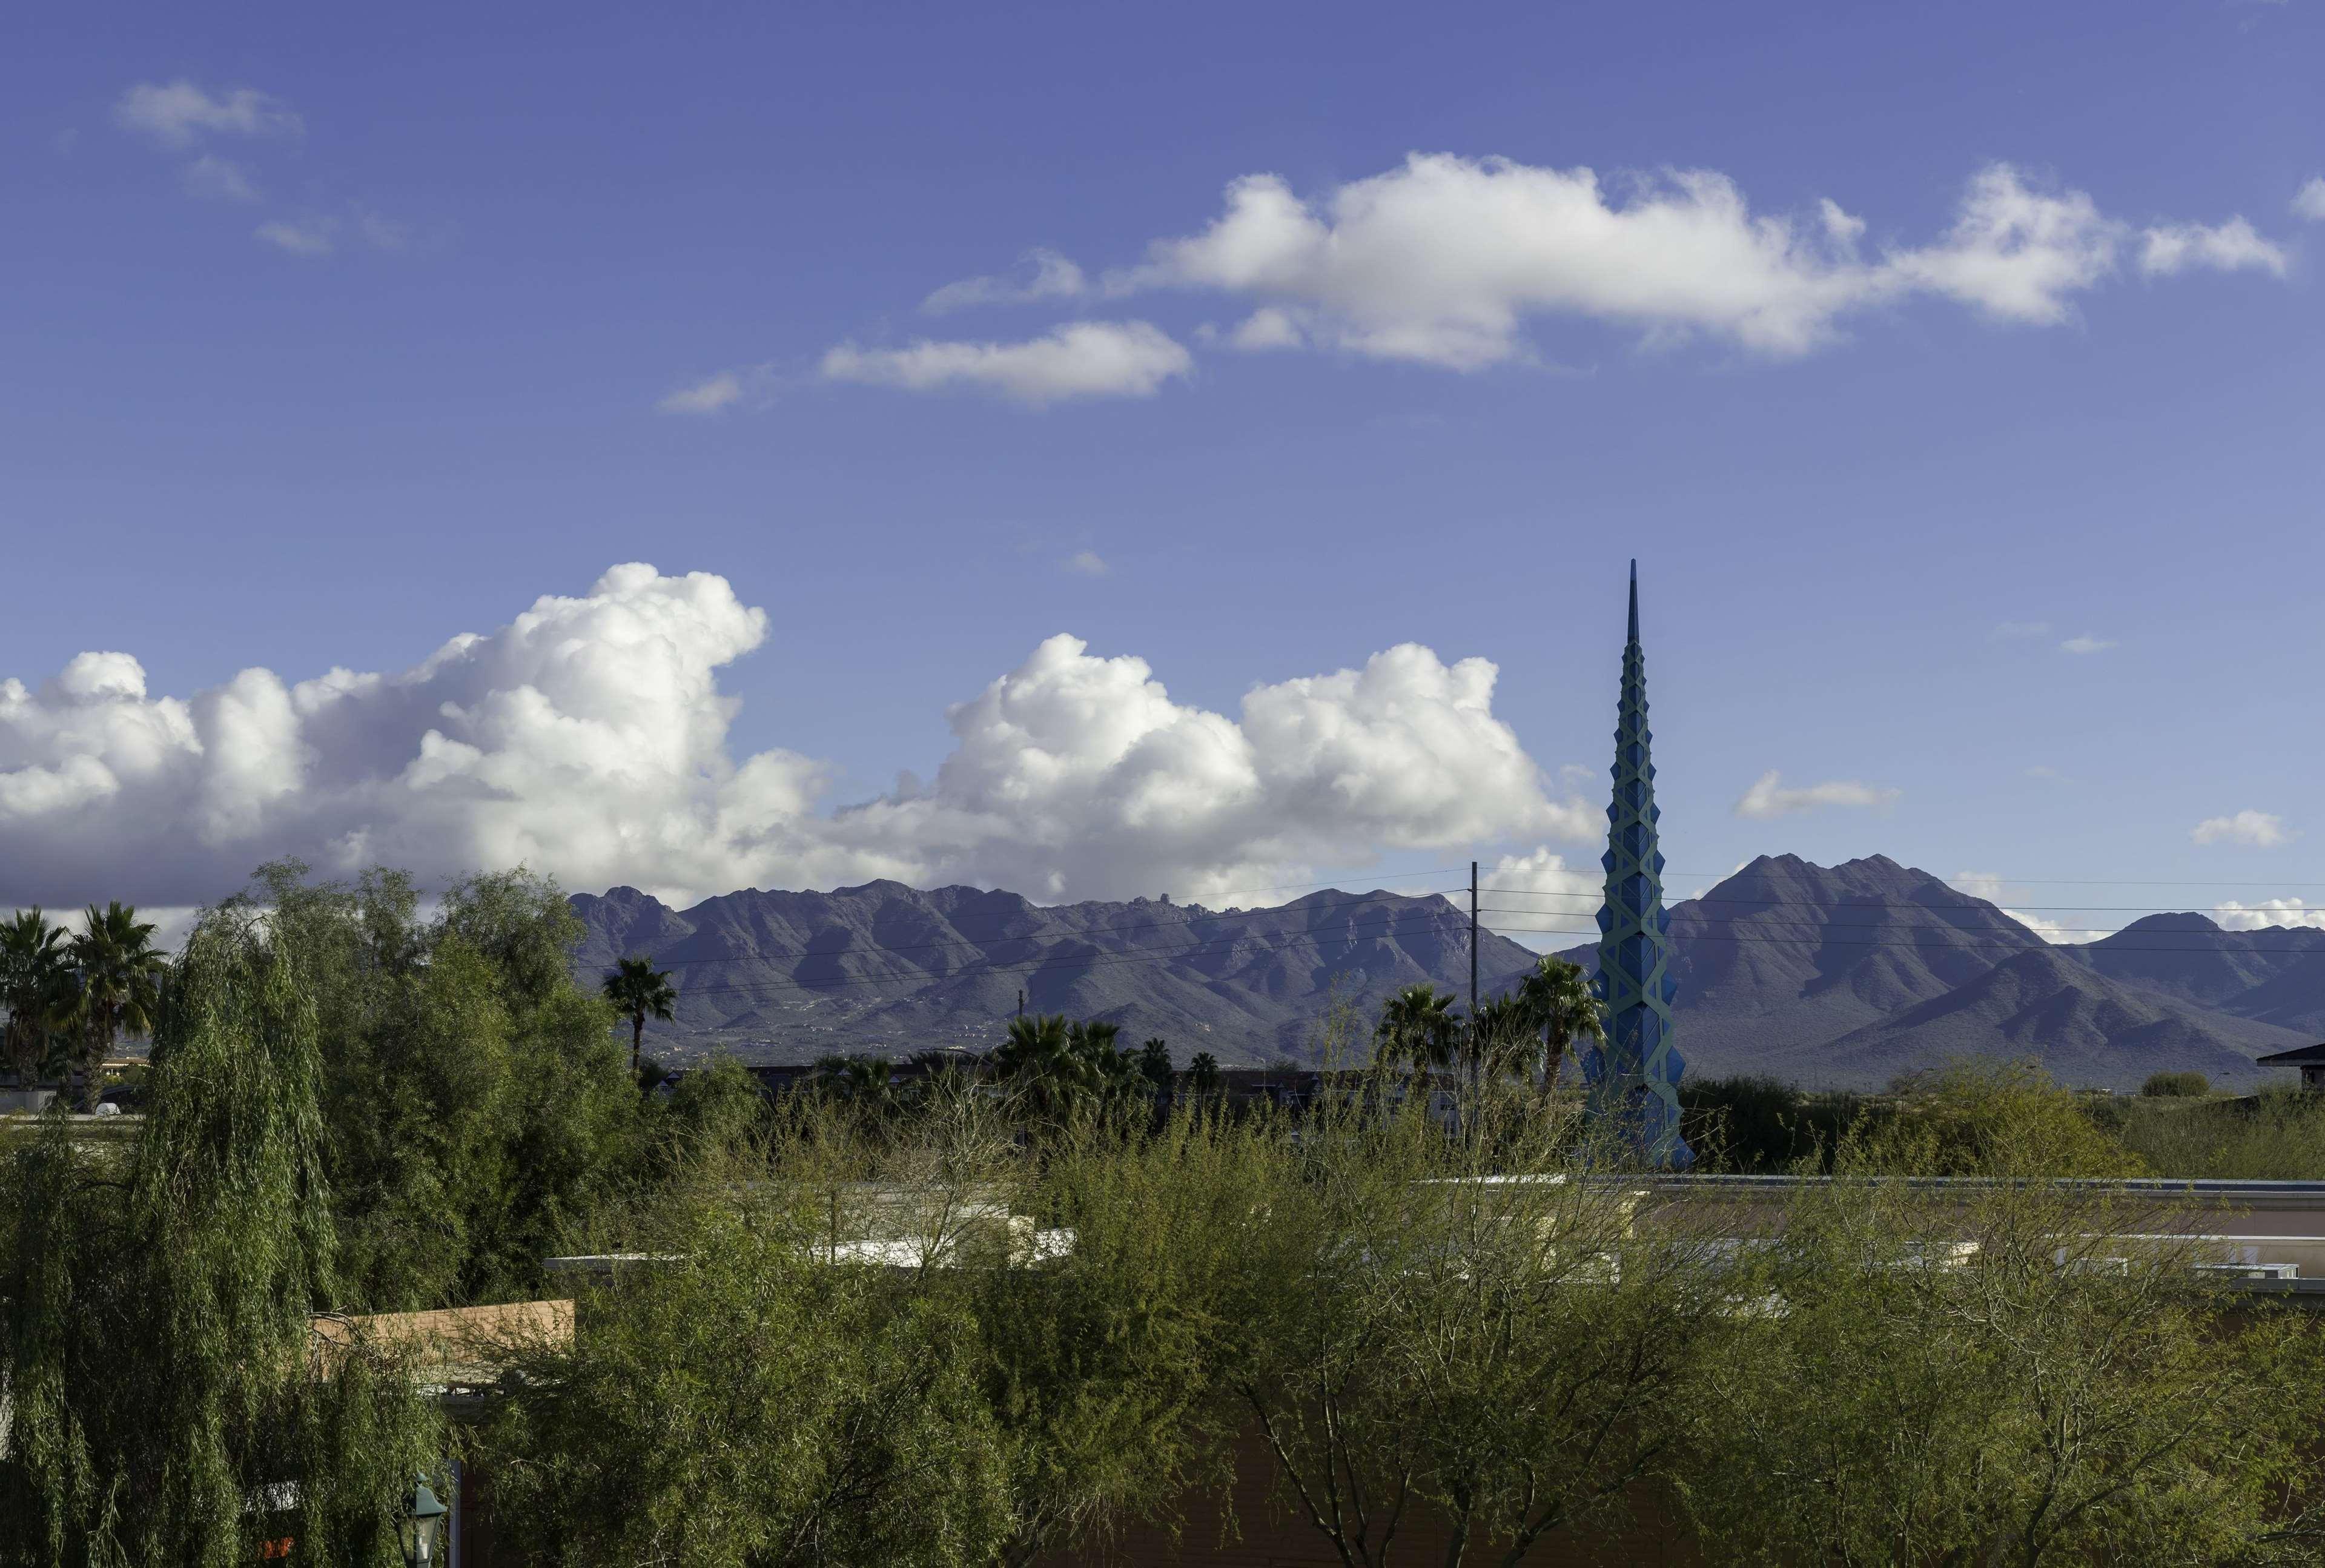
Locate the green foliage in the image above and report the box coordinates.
[1186,1051,1222,1094]
[1856,1060,2146,1178]
[2113,1088,2325,1180]
[1676,1176,2325,1566]
[1220,1085,1724,1565]
[974,1110,1272,1563]
[476,1166,1012,1568]
[248,861,642,1309]
[657,1054,769,1163]
[0,909,438,1566]
[1682,1074,1867,1173]
[2140,1069,2211,1098]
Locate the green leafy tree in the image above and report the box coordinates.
[972,1111,1272,1564]
[601,954,678,1077]
[477,1156,1013,1567]
[1676,1171,2325,1567]
[66,899,167,1110]
[1867,1059,2144,1179]
[1221,1086,1722,1566]
[1,908,73,1088]
[247,862,641,1308]
[0,908,440,1565]
[1372,982,1460,1076]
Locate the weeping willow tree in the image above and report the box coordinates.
[0,908,442,1567]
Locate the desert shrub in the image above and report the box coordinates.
[2115,1088,2325,1180]
[2140,1070,2210,1098]
[1853,1059,2145,1178]
[1682,1075,1864,1172]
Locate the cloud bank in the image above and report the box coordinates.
[0,566,1591,911]
[1113,157,2287,368]
[802,154,2286,396]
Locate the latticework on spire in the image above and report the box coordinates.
[1583,561,1691,1166]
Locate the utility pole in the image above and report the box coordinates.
[1469,860,1480,1067]
[1017,987,1025,1019]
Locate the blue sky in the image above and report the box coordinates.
[2,1,2321,936]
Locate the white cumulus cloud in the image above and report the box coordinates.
[0,566,1589,911]
[1099,154,2286,369]
[821,321,1192,405]
[2214,898,2325,932]
[2291,177,2325,223]
[1062,551,1110,577]
[921,248,1088,314]
[115,81,302,147]
[2059,634,2115,655]
[2192,810,2295,848]
[1734,770,1901,819]
[1485,847,1603,947]
[2138,217,2288,277]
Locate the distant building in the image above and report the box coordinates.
[2257,1041,2325,1090]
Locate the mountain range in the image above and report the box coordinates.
[569,855,2325,1088]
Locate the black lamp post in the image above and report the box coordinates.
[400,1475,448,1566]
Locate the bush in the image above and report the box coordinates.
[2140,1070,2210,1098]
[2115,1088,2325,1179]
[1682,1076,1862,1172]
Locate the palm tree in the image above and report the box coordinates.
[601,955,678,1077]
[1470,992,1540,1082]
[811,1053,896,1109]
[1,908,73,1088]
[1374,983,1461,1076]
[1186,1051,1222,1096]
[1517,956,1606,1090]
[67,901,166,1111]
[1137,1038,1173,1094]
[994,1014,1142,1117]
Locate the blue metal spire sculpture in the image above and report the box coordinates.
[1584,561,1691,1166]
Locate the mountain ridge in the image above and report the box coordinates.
[569,856,2325,1086]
